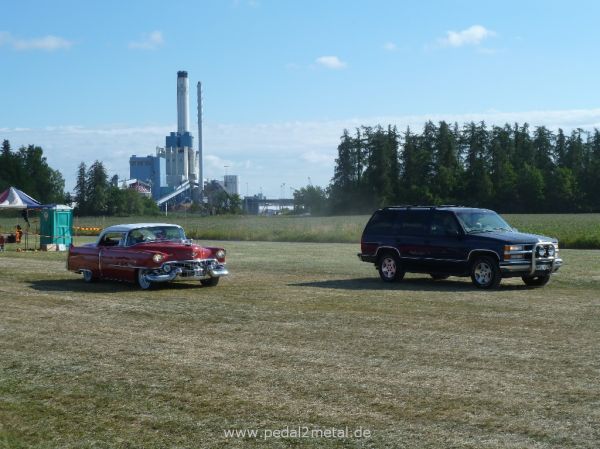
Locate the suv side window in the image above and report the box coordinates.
[397,210,430,236]
[431,211,461,236]
[365,210,397,235]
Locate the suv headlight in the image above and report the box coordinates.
[547,246,555,257]
[503,244,524,260]
[505,245,523,252]
[536,246,546,257]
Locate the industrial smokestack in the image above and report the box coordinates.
[197,81,203,194]
[177,71,189,133]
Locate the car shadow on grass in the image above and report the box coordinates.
[27,278,205,294]
[290,277,530,292]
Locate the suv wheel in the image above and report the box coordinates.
[521,274,551,287]
[470,256,501,289]
[378,253,404,283]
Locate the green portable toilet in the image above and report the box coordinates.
[40,205,73,249]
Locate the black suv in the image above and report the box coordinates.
[358,206,563,289]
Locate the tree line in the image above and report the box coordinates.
[296,122,600,214]
[0,139,65,204]
[74,161,159,216]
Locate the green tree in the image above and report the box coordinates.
[86,161,109,215]
[201,180,242,215]
[532,126,555,172]
[74,162,88,214]
[546,167,576,212]
[330,129,366,213]
[554,129,567,167]
[516,164,545,212]
[362,125,399,207]
[461,122,492,206]
[565,129,585,174]
[488,126,517,210]
[105,186,159,216]
[432,121,462,204]
[293,185,329,215]
[512,123,534,166]
[399,126,435,204]
[0,140,14,191]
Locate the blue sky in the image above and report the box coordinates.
[2,0,600,197]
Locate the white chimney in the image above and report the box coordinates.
[177,71,189,133]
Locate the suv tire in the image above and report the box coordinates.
[521,274,551,287]
[378,253,405,283]
[470,256,501,289]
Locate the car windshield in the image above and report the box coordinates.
[126,226,185,245]
[454,211,513,233]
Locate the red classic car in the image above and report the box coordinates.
[67,223,228,289]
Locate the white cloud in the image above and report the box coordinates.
[4,107,600,197]
[204,154,234,171]
[315,55,347,70]
[383,42,397,51]
[439,25,495,47]
[128,31,164,50]
[301,150,335,164]
[0,31,73,51]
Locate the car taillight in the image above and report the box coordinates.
[361,241,377,255]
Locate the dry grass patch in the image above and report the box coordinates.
[0,243,599,448]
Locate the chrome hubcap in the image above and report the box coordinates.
[474,262,492,285]
[381,257,397,279]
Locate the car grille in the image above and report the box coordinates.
[165,259,219,277]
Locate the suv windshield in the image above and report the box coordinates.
[126,226,185,246]
[454,210,513,233]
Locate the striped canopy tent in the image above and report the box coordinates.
[0,187,41,209]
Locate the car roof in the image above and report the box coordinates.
[101,223,183,233]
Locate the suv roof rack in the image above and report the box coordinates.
[383,204,464,210]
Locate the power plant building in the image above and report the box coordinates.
[129,70,240,206]
[129,153,167,200]
[164,71,200,189]
[223,175,239,196]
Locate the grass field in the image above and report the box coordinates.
[1,241,599,448]
[1,212,600,248]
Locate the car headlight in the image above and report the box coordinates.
[536,246,546,257]
[215,249,226,259]
[152,253,164,263]
[547,246,555,257]
[505,245,523,252]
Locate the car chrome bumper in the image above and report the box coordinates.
[151,259,229,282]
[500,257,563,275]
